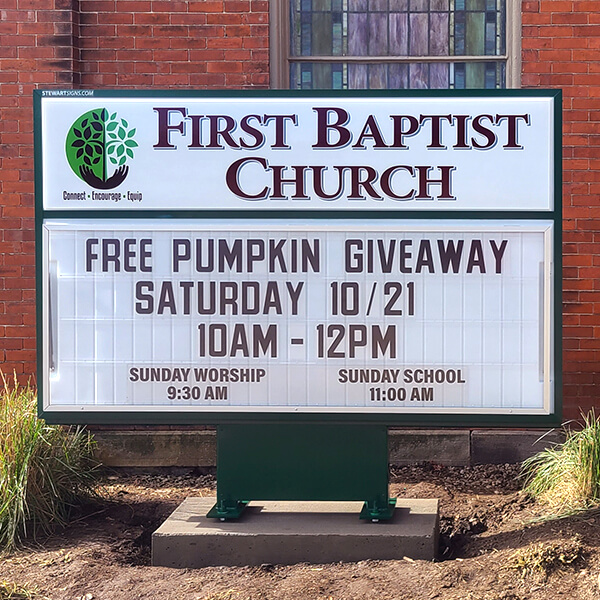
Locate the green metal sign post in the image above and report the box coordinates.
[207,424,394,520]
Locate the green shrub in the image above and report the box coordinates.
[0,373,99,551]
[522,410,600,513]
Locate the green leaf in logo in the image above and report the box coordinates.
[66,108,138,189]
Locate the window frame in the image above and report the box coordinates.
[269,0,521,89]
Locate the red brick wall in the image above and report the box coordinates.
[0,0,269,382]
[0,0,79,378]
[78,0,269,88]
[521,0,600,421]
[0,1,597,422]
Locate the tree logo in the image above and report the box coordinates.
[65,109,138,190]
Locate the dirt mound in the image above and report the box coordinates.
[2,465,600,600]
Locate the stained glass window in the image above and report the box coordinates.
[289,0,507,89]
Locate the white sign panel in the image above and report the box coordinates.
[43,219,554,415]
[39,94,554,212]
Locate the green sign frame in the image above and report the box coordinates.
[34,88,562,428]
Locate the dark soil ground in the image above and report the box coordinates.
[2,464,600,600]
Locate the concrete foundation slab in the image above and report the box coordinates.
[389,429,471,466]
[471,429,564,464]
[92,428,565,468]
[92,430,216,467]
[152,497,439,568]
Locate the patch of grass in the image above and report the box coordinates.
[0,581,47,600]
[508,536,584,579]
[0,373,99,552]
[521,411,600,513]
